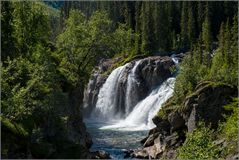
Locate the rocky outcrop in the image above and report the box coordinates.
[83,56,175,117]
[130,82,237,159]
[182,82,237,131]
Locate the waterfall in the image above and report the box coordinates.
[93,63,129,120]
[125,61,141,115]
[87,56,178,131]
[100,78,175,131]
[171,54,179,69]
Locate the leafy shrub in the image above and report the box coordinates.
[217,98,238,156]
[177,123,220,159]
[173,54,207,104]
[221,98,238,140]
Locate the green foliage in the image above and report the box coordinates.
[56,10,137,88]
[1,116,29,138]
[220,98,238,141]
[113,23,136,56]
[12,1,50,55]
[180,2,188,47]
[174,53,208,103]
[177,123,220,159]
[174,15,238,104]
[209,18,238,86]
[178,99,238,159]
[140,2,154,55]
[217,98,238,156]
[1,1,16,60]
[202,3,212,53]
[1,53,65,132]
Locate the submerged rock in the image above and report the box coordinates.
[91,150,111,159]
[123,149,134,159]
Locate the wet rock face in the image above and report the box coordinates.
[131,82,236,159]
[138,56,174,90]
[83,56,175,116]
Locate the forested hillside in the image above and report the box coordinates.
[1,1,238,159]
[57,1,237,54]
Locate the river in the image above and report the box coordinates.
[85,119,148,159]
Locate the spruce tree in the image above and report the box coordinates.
[180,1,188,48]
[1,1,16,60]
[140,2,153,55]
[187,2,196,47]
[134,1,141,55]
[202,2,212,66]
[218,22,225,58]
[224,19,232,66]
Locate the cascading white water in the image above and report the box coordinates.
[100,77,175,131]
[89,56,178,131]
[171,54,179,69]
[125,61,141,115]
[93,63,129,120]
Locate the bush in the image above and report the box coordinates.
[177,123,220,159]
[221,98,238,140]
[218,98,238,156]
[173,54,208,104]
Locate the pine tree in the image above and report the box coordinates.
[218,22,225,58]
[231,16,238,67]
[153,2,160,49]
[202,2,212,66]
[180,2,188,48]
[224,19,232,66]
[187,2,196,47]
[140,2,154,55]
[134,1,141,55]
[197,2,205,36]
[156,2,172,52]
[1,1,16,60]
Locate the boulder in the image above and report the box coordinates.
[148,127,160,135]
[132,149,149,159]
[183,82,237,131]
[168,111,185,132]
[133,134,166,159]
[152,116,171,134]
